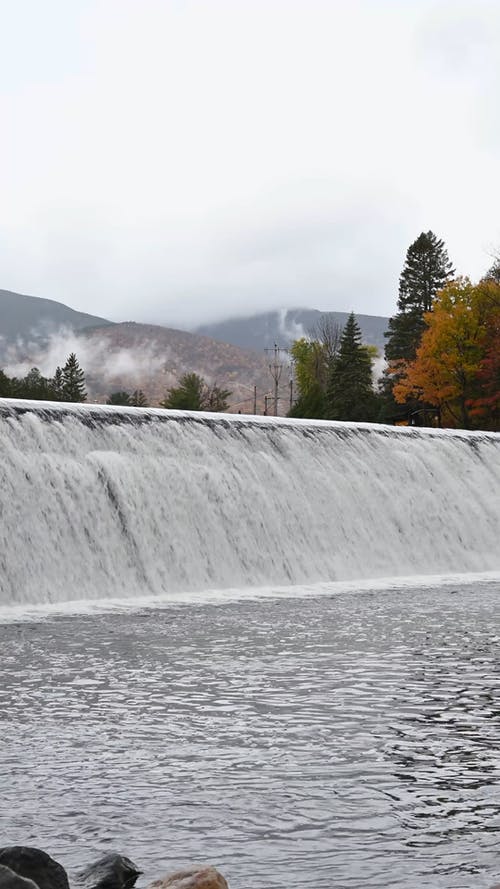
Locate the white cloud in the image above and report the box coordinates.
[0,0,499,326]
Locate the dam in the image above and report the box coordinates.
[1,398,499,606]
[2,398,500,888]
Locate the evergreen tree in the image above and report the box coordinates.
[385,231,454,364]
[1,362,85,402]
[52,366,64,401]
[107,390,131,405]
[161,373,231,411]
[0,369,13,397]
[107,389,149,406]
[17,367,55,400]
[326,313,377,421]
[130,389,148,407]
[382,231,454,423]
[62,353,87,402]
[288,385,326,420]
[161,373,205,410]
[398,231,454,313]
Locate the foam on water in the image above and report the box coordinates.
[1,572,500,625]
[1,399,499,607]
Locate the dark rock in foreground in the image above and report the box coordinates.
[0,847,227,889]
[0,849,69,889]
[0,865,39,889]
[75,854,141,889]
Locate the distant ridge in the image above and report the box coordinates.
[0,288,113,353]
[195,308,389,352]
[0,311,276,412]
[79,321,274,409]
[0,289,389,411]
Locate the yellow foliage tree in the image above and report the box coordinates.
[393,278,500,429]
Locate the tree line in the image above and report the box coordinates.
[288,312,379,421]
[0,353,87,402]
[105,375,231,410]
[0,353,231,413]
[1,233,498,429]
[288,231,500,430]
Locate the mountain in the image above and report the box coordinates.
[80,322,275,409]
[0,288,113,356]
[0,289,388,414]
[3,319,281,413]
[195,308,389,353]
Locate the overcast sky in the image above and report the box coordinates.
[1,0,499,327]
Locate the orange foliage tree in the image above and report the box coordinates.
[468,278,500,427]
[393,278,500,429]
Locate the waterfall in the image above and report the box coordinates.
[1,399,499,606]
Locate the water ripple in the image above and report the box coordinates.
[1,583,500,888]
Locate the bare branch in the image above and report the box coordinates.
[308,314,343,361]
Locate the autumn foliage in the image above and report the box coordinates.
[393,277,500,430]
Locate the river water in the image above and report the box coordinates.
[2,581,500,888]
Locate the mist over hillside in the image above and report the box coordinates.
[1,289,389,412]
[195,308,389,353]
[79,322,275,409]
[0,289,113,356]
[1,318,280,412]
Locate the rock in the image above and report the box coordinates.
[0,848,69,889]
[0,865,39,889]
[148,866,228,889]
[75,854,141,889]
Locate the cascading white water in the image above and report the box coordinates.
[1,398,499,606]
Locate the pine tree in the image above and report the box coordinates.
[161,373,231,412]
[161,373,205,410]
[326,313,377,421]
[62,353,87,402]
[18,368,54,400]
[382,231,454,423]
[399,231,454,313]
[385,231,454,364]
[52,366,64,401]
[106,391,131,406]
[0,369,13,397]
[130,389,148,407]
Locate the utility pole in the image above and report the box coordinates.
[253,385,257,415]
[265,343,288,417]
